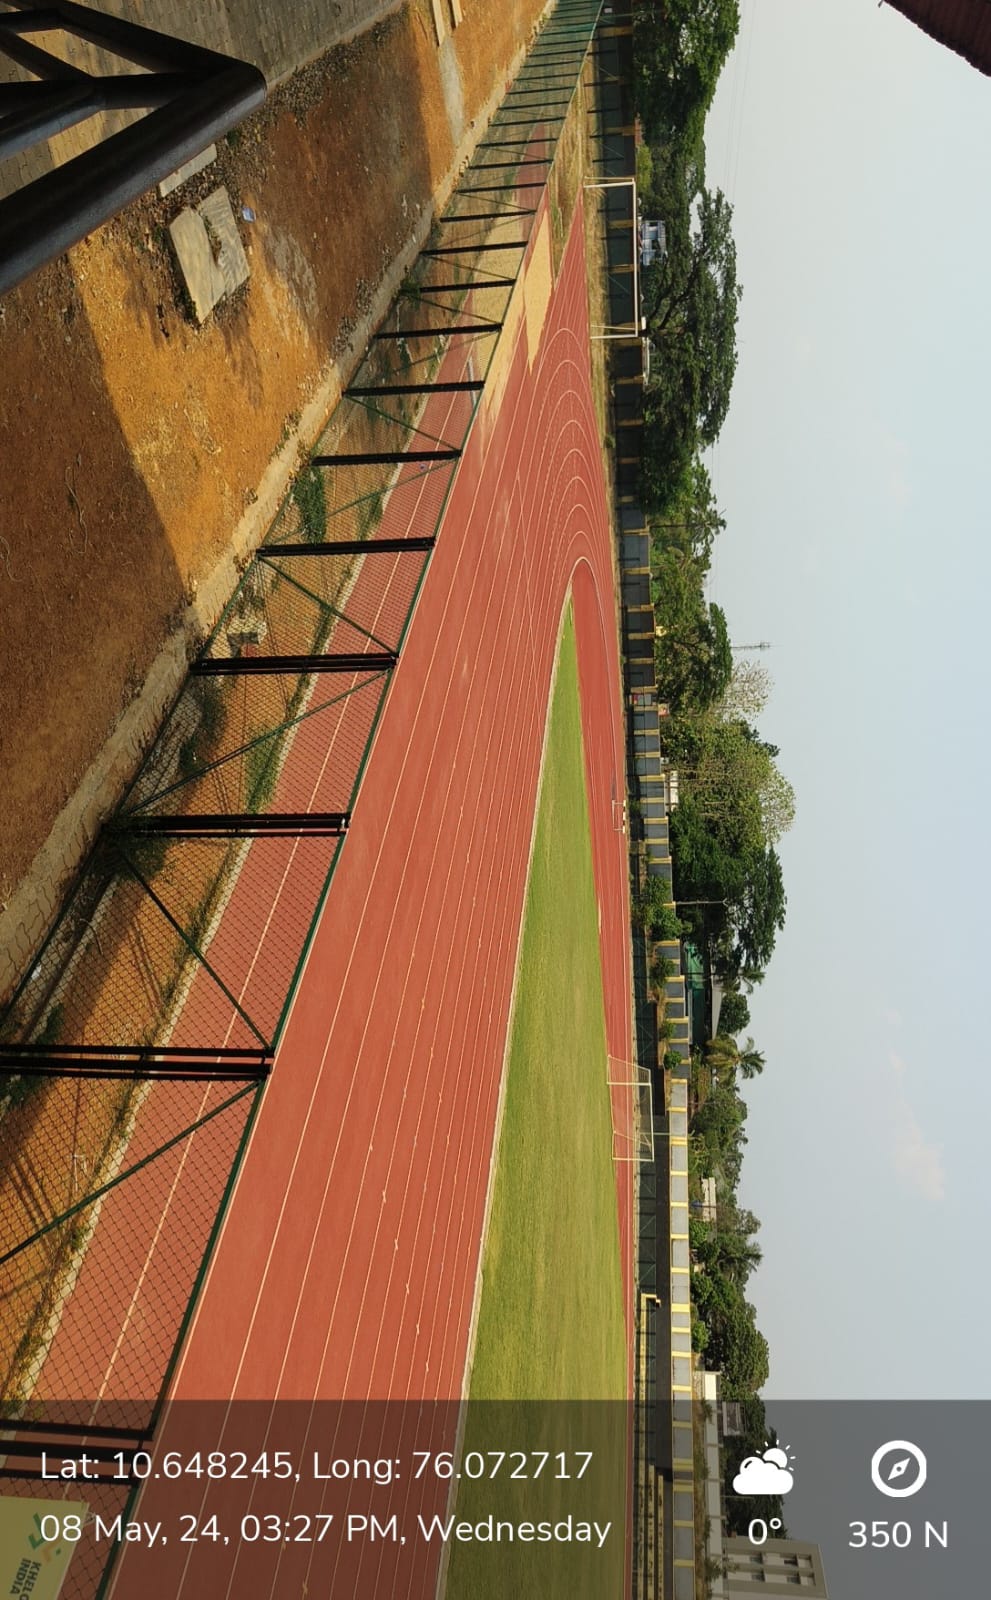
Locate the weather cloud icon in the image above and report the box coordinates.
[733,1446,795,1496]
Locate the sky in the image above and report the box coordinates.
[700,0,991,1405]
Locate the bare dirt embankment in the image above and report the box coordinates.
[0,0,548,994]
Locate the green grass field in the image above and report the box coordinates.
[443,606,628,1599]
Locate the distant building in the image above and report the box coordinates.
[710,976,726,1036]
[639,218,666,266]
[681,939,706,1045]
[692,1371,830,1599]
[724,1536,829,1596]
[881,0,991,75]
[720,1400,743,1437]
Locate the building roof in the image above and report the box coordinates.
[883,0,991,75]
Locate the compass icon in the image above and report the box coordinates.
[870,1440,927,1498]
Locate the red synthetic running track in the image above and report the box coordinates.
[101,190,633,1600]
[28,407,466,1417]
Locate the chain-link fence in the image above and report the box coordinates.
[0,1074,261,1430]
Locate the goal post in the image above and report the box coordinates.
[606,1055,654,1164]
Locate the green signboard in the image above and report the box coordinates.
[0,1498,85,1600]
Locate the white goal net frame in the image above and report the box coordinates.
[606,1056,654,1164]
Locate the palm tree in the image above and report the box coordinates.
[705,1032,765,1080]
[693,1222,763,1286]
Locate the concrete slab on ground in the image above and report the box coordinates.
[168,186,250,322]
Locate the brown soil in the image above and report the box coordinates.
[0,0,546,920]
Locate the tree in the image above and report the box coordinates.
[634,0,741,144]
[668,715,795,857]
[759,765,797,844]
[717,990,750,1036]
[681,736,768,845]
[636,875,685,941]
[732,1206,762,1243]
[642,188,742,449]
[692,1270,769,1393]
[649,456,726,573]
[655,600,733,712]
[670,793,789,986]
[719,1298,770,1395]
[691,1219,763,1284]
[721,848,787,984]
[715,661,773,722]
[707,1033,766,1080]
[632,0,741,510]
[662,704,792,982]
[649,952,676,998]
[691,1076,749,1185]
[669,795,744,946]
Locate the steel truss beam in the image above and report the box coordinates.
[116,811,350,838]
[0,1042,272,1080]
[0,1439,148,1474]
[488,115,566,128]
[423,244,523,257]
[438,208,537,221]
[0,1063,269,1082]
[410,277,516,290]
[476,138,552,149]
[468,157,553,170]
[345,379,484,397]
[461,182,551,194]
[313,446,461,461]
[264,536,435,556]
[191,651,397,675]
[0,0,266,295]
[0,1420,153,1448]
[373,323,502,337]
[0,1042,268,1061]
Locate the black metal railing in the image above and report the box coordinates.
[0,0,266,293]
